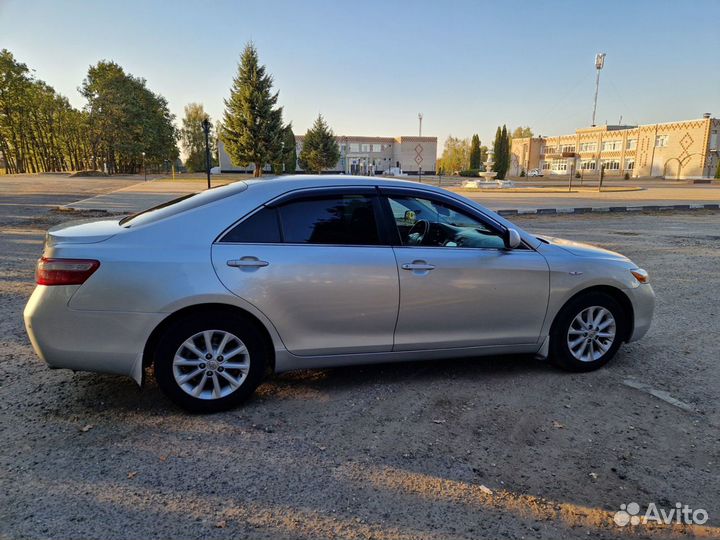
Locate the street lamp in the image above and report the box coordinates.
[591,53,606,127]
[201,117,211,189]
[281,140,285,174]
[141,151,146,181]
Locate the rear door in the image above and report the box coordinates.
[211,188,400,356]
[380,189,550,351]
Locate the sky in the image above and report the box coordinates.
[1,0,719,155]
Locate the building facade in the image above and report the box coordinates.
[510,115,719,179]
[218,135,437,175]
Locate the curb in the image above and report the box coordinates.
[496,203,720,217]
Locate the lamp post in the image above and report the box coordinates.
[201,117,211,189]
[281,140,285,174]
[591,53,606,127]
[141,151,146,181]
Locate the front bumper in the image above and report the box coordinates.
[625,283,655,342]
[24,285,164,384]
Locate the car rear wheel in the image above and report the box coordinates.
[550,291,626,372]
[154,313,267,412]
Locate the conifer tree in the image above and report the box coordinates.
[298,115,340,174]
[222,43,283,177]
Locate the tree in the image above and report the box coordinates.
[81,60,178,174]
[716,161,720,179]
[180,103,216,172]
[0,49,177,175]
[222,42,284,178]
[480,145,488,164]
[511,126,533,139]
[298,115,340,174]
[493,125,511,179]
[469,134,481,169]
[437,136,470,174]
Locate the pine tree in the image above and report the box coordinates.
[222,43,283,178]
[469,134,481,169]
[492,126,503,177]
[298,115,340,174]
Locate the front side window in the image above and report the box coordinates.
[386,195,505,249]
[279,195,381,245]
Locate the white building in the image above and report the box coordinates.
[218,135,437,175]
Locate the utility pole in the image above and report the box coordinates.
[591,53,606,127]
[202,117,211,189]
[418,113,423,137]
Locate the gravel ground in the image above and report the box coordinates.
[1,178,719,540]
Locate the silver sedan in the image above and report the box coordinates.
[24,176,655,412]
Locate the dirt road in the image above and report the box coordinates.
[1,177,718,539]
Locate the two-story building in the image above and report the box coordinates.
[218,135,437,175]
[510,115,719,179]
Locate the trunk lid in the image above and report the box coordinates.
[46,218,124,246]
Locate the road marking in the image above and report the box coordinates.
[622,379,696,413]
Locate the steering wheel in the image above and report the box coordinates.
[407,220,429,245]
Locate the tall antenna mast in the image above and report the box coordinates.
[591,53,606,127]
[418,113,423,137]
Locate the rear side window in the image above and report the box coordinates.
[279,195,381,245]
[221,207,281,243]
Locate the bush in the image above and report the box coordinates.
[575,172,581,179]
[459,168,482,177]
[519,170,526,177]
[624,172,630,180]
[715,162,720,179]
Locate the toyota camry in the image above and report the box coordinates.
[24,176,655,412]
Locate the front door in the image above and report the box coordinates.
[212,191,399,356]
[382,192,550,351]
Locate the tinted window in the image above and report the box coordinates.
[121,181,249,227]
[387,195,506,249]
[279,195,380,245]
[221,207,281,243]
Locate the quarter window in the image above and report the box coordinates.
[220,207,281,243]
[386,195,506,249]
[279,195,381,245]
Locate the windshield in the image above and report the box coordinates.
[120,181,248,227]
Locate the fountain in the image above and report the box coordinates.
[462,148,514,188]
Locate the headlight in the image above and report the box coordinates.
[630,268,649,284]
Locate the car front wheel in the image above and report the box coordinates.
[550,291,626,372]
[154,313,267,412]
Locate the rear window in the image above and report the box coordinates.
[120,181,248,227]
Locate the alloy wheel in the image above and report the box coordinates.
[566,306,616,362]
[172,329,250,400]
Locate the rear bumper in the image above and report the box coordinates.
[24,286,164,384]
[626,283,655,342]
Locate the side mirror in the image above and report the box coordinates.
[504,228,522,249]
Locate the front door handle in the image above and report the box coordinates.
[227,257,269,268]
[401,261,436,271]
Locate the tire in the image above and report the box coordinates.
[153,312,268,413]
[549,291,627,372]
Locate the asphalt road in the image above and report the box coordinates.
[1,176,719,539]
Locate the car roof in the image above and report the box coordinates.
[244,174,432,191]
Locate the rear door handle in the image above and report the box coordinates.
[227,258,269,268]
[401,262,436,271]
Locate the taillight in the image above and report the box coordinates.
[35,257,100,286]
